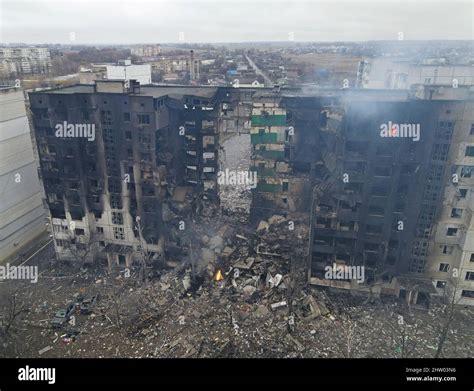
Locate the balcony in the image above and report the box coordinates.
[251,114,286,127]
[250,132,279,145]
[253,149,285,160]
[250,166,276,177]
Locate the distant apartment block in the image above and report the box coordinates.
[149,51,200,80]
[0,86,46,262]
[131,45,161,58]
[0,47,52,77]
[358,57,474,89]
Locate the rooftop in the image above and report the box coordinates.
[29,82,474,102]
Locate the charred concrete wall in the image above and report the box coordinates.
[307,92,470,305]
[29,83,221,269]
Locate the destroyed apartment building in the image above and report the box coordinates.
[28,80,232,268]
[28,81,474,307]
[249,86,474,307]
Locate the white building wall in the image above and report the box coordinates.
[0,88,46,262]
[362,58,474,89]
[106,64,151,85]
[429,97,474,306]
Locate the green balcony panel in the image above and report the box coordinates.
[250,166,276,177]
[250,132,278,144]
[251,115,286,126]
[255,182,282,193]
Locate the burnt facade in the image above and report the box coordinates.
[29,81,222,268]
[307,89,473,305]
[247,87,473,305]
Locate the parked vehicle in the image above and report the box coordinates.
[51,303,76,329]
[79,294,98,315]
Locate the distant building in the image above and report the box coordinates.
[189,50,199,81]
[358,57,474,89]
[148,51,200,81]
[236,78,264,88]
[131,45,161,58]
[0,86,46,262]
[106,60,151,85]
[0,47,52,77]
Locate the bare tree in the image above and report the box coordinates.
[103,282,125,334]
[64,231,99,267]
[0,287,26,354]
[387,317,419,358]
[135,217,152,285]
[334,315,358,358]
[435,274,462,358]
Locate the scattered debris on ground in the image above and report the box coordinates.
[1,209,473,358]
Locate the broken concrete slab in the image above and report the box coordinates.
[319,301,330,316]
[286,334,305,352]
[253,304,271,320]
[271,300,287,310]
[233,257,255,270]
[38,346,53,355]
[267,273,283,288]
[268,215,286,226]
[257,220,269,231]
[242,285,257,296]
[304,295,321,321]
[221,246,235,257]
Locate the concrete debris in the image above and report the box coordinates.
[221,246,235,257]
[267,273,283,288]
[182,274,191,291]
[256,220,269,231]
[2,209,473,359]
[268,215,286,226]
[242,285,257,296]
[233,257,255,270]
[304,295,321,320]
[38,346,53,355]
[286,334,305,352]
[271,301,287,310]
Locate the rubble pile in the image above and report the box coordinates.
[111,213,316,358]
[1,211,474,358]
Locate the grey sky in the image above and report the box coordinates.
[1,0,472,44]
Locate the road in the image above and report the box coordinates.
[245,54,273,87]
